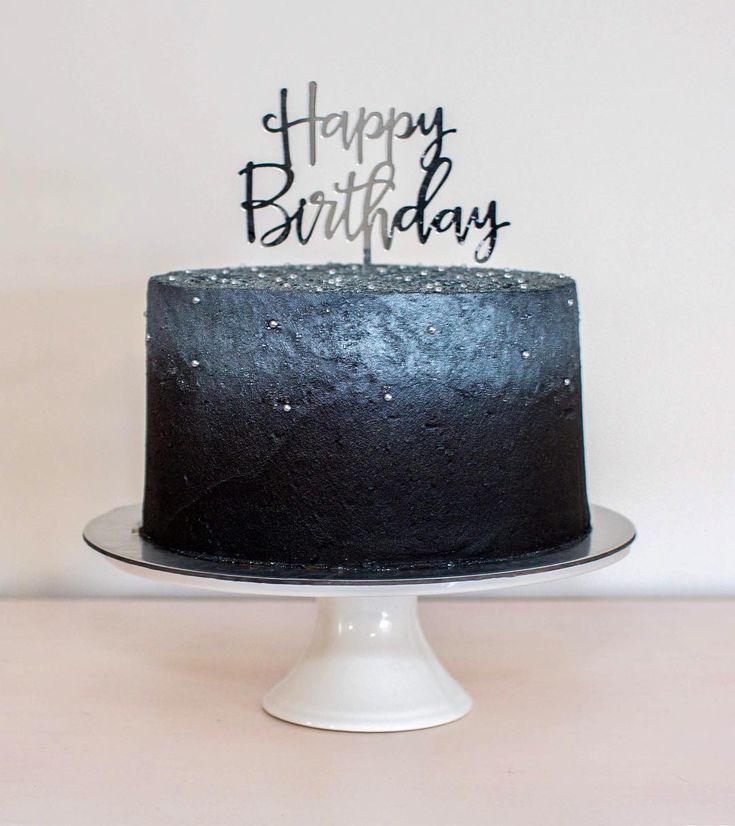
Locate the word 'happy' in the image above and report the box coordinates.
[238,82,510,263]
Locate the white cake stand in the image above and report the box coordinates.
[84,504,634,732]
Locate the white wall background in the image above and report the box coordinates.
[1,0,733,597]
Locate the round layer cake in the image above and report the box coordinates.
[142,264,590,571]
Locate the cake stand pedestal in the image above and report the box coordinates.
[83,504,634,732]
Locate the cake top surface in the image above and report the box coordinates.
[151,264,572,295]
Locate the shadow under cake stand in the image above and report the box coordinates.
[84,504,634,733]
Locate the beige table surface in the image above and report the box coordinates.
[1,599,733,825]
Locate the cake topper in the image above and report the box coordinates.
[239,82,510,265]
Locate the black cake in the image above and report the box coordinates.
[142,264,590,571]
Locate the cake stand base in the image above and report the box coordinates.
[84,504,634,732]
[262,595,471,731]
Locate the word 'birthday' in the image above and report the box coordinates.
[238,82,510,263]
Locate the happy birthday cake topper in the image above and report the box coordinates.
[239,82,510,265]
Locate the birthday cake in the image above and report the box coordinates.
[141,264,590,572]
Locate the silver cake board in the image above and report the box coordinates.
[84,504,634,732]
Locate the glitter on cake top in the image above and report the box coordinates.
[152,265,570,295]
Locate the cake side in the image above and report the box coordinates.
[142,265,589,570]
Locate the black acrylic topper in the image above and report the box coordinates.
[239,82,510,265]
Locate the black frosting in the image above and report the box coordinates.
[142,264,590,571]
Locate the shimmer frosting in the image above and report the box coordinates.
[142,264,590,571]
